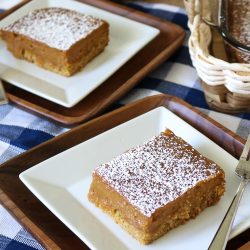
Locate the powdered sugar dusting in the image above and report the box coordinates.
[2,8,104,50]
[95,132,221,217]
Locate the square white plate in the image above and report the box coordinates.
[20,107,250,250]
[0,0,159,107]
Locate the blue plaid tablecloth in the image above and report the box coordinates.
[0,1,249,249]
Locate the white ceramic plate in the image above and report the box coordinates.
[19,107,250,250]
[0,0,159,107]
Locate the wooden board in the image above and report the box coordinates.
[0,94,248,250]
[0,0,185,126]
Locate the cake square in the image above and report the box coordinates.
[0,8,109,76]
[88,129,225,244]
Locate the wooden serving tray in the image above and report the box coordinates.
[0,0,185,126]
[0,94,248,250]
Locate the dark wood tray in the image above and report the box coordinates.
[0,0,185,126]
[0,94,248,250]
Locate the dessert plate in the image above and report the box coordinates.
[19,105,250,250]
[0,0,159,107]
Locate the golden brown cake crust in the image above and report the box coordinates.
[0,8,109,76]
[88,130,225,244]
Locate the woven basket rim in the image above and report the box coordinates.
[184,0,250,93]
[183,0,250,112]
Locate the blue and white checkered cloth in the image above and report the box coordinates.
[0,1,249,249]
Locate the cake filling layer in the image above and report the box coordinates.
[95,132,221,217]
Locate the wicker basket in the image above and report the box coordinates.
[183,0,250,113]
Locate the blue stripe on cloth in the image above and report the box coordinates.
[122,3,191,66]
[125,3,188,30]
[137,77,250,120]
[0,235,11,250]
[0,125,53,150]
[0,9,4,13]
[236,113,250,120]
[168,45,192,66]
[136,77,210,109]
[13,229,44,250]
[0,125,24,143]
[6,241,36,250]
[11,128,53,150]
[171,12,189,30]
[0,235,36,250]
